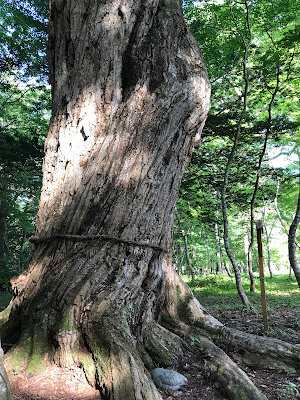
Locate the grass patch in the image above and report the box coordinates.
[185,274,300,312]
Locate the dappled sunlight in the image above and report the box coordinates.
[9,365,101,399]
[36,47,209,242]
[3,1,213,398]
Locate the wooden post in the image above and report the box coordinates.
[256,220,269,332]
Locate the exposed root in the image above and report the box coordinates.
[164,268,300,399]
[84,326,165,400]
[1,264,299,400]
[203,324,300,371]
[143,322,184,368]
[185,296,300,371]
[166,265,300,372]
[195,337,268,400]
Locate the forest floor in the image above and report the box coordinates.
[162,273,300,400]
[1,274,300,400]
[161,305,300,400]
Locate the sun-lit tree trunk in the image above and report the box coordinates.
[1,1,210,398]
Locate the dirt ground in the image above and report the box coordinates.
[6,306,300,400]
[162,305,300,400]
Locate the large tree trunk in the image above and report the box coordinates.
[1,1,299,399]
[2,0,210,398]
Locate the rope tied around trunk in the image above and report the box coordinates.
[29,234,169,252]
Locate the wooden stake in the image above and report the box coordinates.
[256,220,269,332]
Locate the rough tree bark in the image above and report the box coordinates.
[0,362,13,400]
[1,1,299,399]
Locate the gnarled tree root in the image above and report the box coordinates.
[195,337,268,400]
[82,321,185,399]
[1,279,299,400]
[200,324,300,371]
[164,275,300,399]
[184,297,300,371]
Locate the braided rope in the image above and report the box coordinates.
[29,233,169,252]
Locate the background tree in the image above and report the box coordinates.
[180,0,299,289]
[0,0,50,288]
[287,152,300,287]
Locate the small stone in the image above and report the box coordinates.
[151,368,187,391]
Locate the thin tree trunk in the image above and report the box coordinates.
[288,170,300,287]
[221,1,252,309]
[264,223,273,279]
[247,67,280,292]
[274,179,300,251]
[222,256,231,277]
[215,222,223,274]
[176,211,194,280]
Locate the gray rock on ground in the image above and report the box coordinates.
[151,368,188,391]
[0,362,13,400]
[0,340,13,400]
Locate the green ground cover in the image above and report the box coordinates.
[187,274,300,312]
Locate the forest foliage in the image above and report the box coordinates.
[0,0,299,292]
